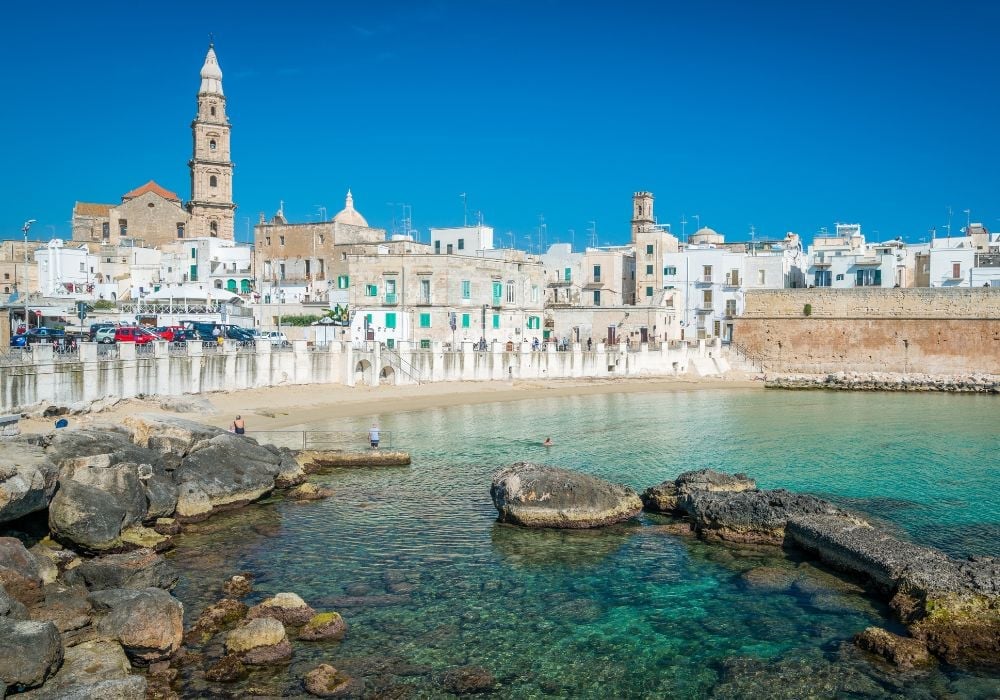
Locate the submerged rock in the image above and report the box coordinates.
[303,664,356,697]
[440,665,496,694]
[225,617,292,665]
[854,626,934,669]
[490,462,642,529]
[298,611,348,641]
[185,598,248,644]
[204,653,247,683]
[222,573,253,597]
[290,482,334,501]
[0,619,63,692]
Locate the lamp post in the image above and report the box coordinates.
[22,219,36,330]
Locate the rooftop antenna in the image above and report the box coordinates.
[587,220,597,248]
[208,32,214,47]
[680,214,687,238]
[385,202,398,235]
[569,228,575,251]
[314,205,326,222]
[963,208,971,234]
[693,214,701,231]
[945,206,952,239]
[460,193,468,227]
[507,230,514,249]
[538,214,546,253]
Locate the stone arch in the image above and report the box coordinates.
[354,359,372,385]
[379,365,395,384]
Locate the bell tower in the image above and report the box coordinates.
[188,43,235,239]
[631,191,654,243]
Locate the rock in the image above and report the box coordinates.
[639,481,680,513]
[70,549,178,591]
[142,466,178,520]
[1,582,28,619]
[222,573,253,597]
[17,639,133,698]
[26,676,147,700]
[440,665,495,694]
[490,462,643,529]
[0,619,63,692]
[247,591,316,625]
[272,447,307,488]
[0,537,44,605]
[289,482,334,501]
[119,524,171,552]
[303,664,355,697]
[0,442,57,524]
[27,544,59,585]
[29,584,92,632]
[644,469,757,514]
[225,617,292,665]
[185,598,248,643]
[121,414,226,457]
[89,588,183,664]
[298,611,348,641]
[153,518,181,536]
[48,480,132,553]
[854,626,935,669]
[740,566,801,592]
[157,396,216,414]
[205,653,247,683]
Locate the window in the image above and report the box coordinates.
[646,244,654,254]
[725,299,737,316]
[279,236,285,246]
[102,222,110,239]
[419,313,431,328]
[457,238,465,250]
[702,289,713,308]
[279,263,285,280]
[856,268,882,286]
[952,262,962,279]
[176,223,185,238]
[461,280,471,299]
[386,338,395,349]
[729,269,740,286]
[447,244,453,254]
[646,264,654,275]
[364,313,373,327]
[385,279,396,295]
[420,278,431,303]
[756,269,764,285]
[593,290,601,306]
[119,219,127,237]
[210,221,218,236]
[814,270,832,287]
[527,316,540,329]
[420,339,431,349]
[646,286,653,297]
[702,265,712,282]
[593,264,601,281]
[190,248,197,258]
[835,273,844,281]
[564,267,571,282]
[531,285,539,303]
[210,139,216,151]
[492,314,500,329]
[79,262,85,272]
[461,313,470,328]
[210,106,216,117]
[506,280,515,303]
[385,313,397,329]
[189,265,198,281]
[210,175,217,188]
[318,234,324,244]
[305,260,311,278]
[664,266,676,276]
[365,284,378,296]
[337,275,349,289]
[492,281,503,302]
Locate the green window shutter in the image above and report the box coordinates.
[338,275,349,289]
[386,338,395,349]
[492,281,502,297]
[646,265,653,275]
[420,339,431,349]
[646,286,653,297]
[420,313,431,328]
[461,313,470,328]
[385,313,396,329]
[364,313,372,325]
[646,244,654,254]
[461,280,471,298]
[492,314,500,329]
[189,265,198,281]
[564,267,571,281]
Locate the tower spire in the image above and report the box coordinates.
[199,44,224,96]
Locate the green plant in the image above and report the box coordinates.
[803,303,812,317]
[93,300,116,310]
[281,314,322,327]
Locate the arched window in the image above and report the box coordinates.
[209,175,217,188]
[210,221,218,237]
[240,279,252,293]
[226,279,237,292]
[210,106,216,117]
[214,280,223,289]
[210,139,217,151]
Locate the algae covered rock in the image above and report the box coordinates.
[303,664,356,697]
[298,611,347,641]
[247,591,316,625]
[490,462,642,529]
[854,626,934,669]
[225,617,292,665]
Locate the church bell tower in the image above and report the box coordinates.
[188,43,236,239]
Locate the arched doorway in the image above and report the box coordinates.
[354,359,372,385]
[379,366,395,384]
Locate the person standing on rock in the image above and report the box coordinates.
[369,423,380,449]
[232,416,245,435]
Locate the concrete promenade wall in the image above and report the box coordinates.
[734,288,1000,374]
[0,338,728,413]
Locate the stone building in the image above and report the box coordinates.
[71,45,235,249]
[0,240,41,297]
[631,191,680,306]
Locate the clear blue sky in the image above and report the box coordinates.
[2,0,998,248]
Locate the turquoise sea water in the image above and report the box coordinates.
[170,388,1000,698]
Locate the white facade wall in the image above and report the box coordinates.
[34,242,100,297]
[927,238,977,287]
[430,225,494,255]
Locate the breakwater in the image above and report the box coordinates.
[765,372,999,393]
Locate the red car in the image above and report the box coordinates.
[153,326,186,342]
[114,326,162,345]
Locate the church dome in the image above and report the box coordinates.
[333,189,368,227]
[689,226,724,244]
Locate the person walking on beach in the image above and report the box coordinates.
[369,423,380,449]
[587,337,592,351]
[232,416,245,435]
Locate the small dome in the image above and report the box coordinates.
[199,46,224,95]
[333,189,369,227]
[693,227,718,237]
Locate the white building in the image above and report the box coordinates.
[159,237,253,296]
[806,224,895,289]
[34,240,99,298]
[925,232,1000,287]
[430,225,494,255]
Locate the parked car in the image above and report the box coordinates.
[114,326,161,345]
[95,327,117,344]
[225,326,255,342]
[260,331,290,347]
[23,327,66,345]
[89,322,115,341]
[153,326,187,342]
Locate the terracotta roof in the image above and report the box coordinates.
[74,202,114,217]
[121,180,181,202]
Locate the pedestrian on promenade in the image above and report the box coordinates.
[587,338,592,351]
[369,423,380,449]
[232,416,245,435]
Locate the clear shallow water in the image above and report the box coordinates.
[170,388,1000,698]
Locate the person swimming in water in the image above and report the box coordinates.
[543,437,553,447]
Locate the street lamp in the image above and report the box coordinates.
[22,219,36,331]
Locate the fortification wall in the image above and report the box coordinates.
[734,289,1000,374]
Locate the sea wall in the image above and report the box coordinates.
[733,288,1000,374]
[0,337,730,413]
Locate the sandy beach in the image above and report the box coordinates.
[21,375,761,434]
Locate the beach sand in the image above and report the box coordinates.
[20,374,762,434]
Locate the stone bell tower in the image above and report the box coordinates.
[631,191,654,243]
[187,44,236,239]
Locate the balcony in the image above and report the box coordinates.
[696,276,714,284]
[384,293,398,305]
[492,295,503,307]
[723,276,740,287]
[696,305,713,314]
[854,257,882,266]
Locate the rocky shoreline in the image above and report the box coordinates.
[765,371,999,393]
[0,414,371,698]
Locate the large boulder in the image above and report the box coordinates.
[172,433,286,520]
[1,582,28,619]
[490,462,643,529]
[89,588,183,664]
[122,414,226,457]
[69,549,178,591]
[0,619,63,692]
[298,611,347,641]
[225,617,292,665]
[23,676,147,700]
[0,442,58,524]
[48,480,131,553]
[642,469,755,513]
[16,639,135,699]
[0,537,44,606]
[29,584,93,632]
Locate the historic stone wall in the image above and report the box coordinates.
[734,289,1000,374]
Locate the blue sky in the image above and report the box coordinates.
[2,0,998,247]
